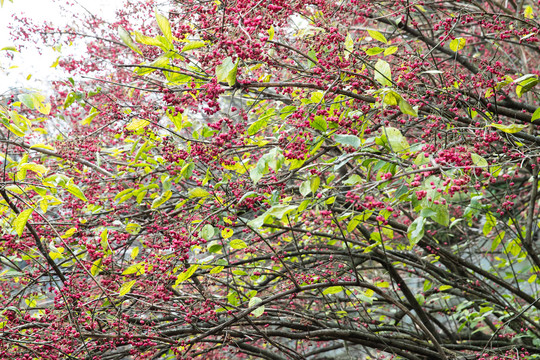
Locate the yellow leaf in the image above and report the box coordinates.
[210,265,224,274]
[367,29,387,44]
[155,10,173,43]
[126,118,150,131]
[524,5,534,19]
[13,208,33,236]
[91,258,102,276]
[131,247,140,259]
[122,262,145,276]
[230,239,247,249]
[30,143,55,151]
[39,199,48,213]
[449,38,466,52]
[189,187,210,198]
[174,264,199,287]
[19,163,48,176]
[221,228,233,239]
[119,280,137,296]
[267,25,275,41]
[61,227,77,238]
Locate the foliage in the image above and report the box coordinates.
[2,0,540,359]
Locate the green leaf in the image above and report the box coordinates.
[449,37,466,52]
[18,94,36,109]
[13,208,33,236]
[344,174,363,185]
[133,31,163,47]
[408,216,426,246]
[80,109,99,125]
[216,57,238,86]
[532,107,540,122]
[431,205,449,226]
[151,190,172,208]
[17,93,51,114]
[311,91,324,103]
[384,46,398,56]
[491,231,505,251]
[119,280,137,296]
[420,208,437,218]
[365,47,384,56]
[249,296,264,317]
[299,180,311,197]
[310,176,321,194]
[398,98,418,116]
[63,92,76,109]
[280,105,297,118]
[489,123,527,133]
[228,291,240,306]
[155,11,173,43]
[347,211,372,232]
[515,75,539,97]
[483,212,497,236]
[248,118,267,136]
[138,53,169,74]
[230,239,247,249]
[470,153,488,167]
[249,148,284,184]
[250,158,267,184]
[174,264,199,287]
[382,127,409,152]
[298,199,310,213]
[201,224,215,240]
[374,59,392,86]
[126,223,141,234]
[66,183,88,202]
[181,41,206,52]
[311,116,327,132]
[181,163,194,179]
[439,285,452,291]
[347,216,361,233]
[118,26,143,55]
[189,187,210,198]
[155,35,173,51]
[323,286,343,295]
[207,241,222,253]
[267,205,297,220]
[368,29,388,44]
[514,74,538,84]
[335,134,361,148]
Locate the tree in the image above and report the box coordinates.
[2,0,540,359]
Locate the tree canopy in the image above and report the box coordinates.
[2,0,540,359]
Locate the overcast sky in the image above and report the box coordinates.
[0,0,124,93]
